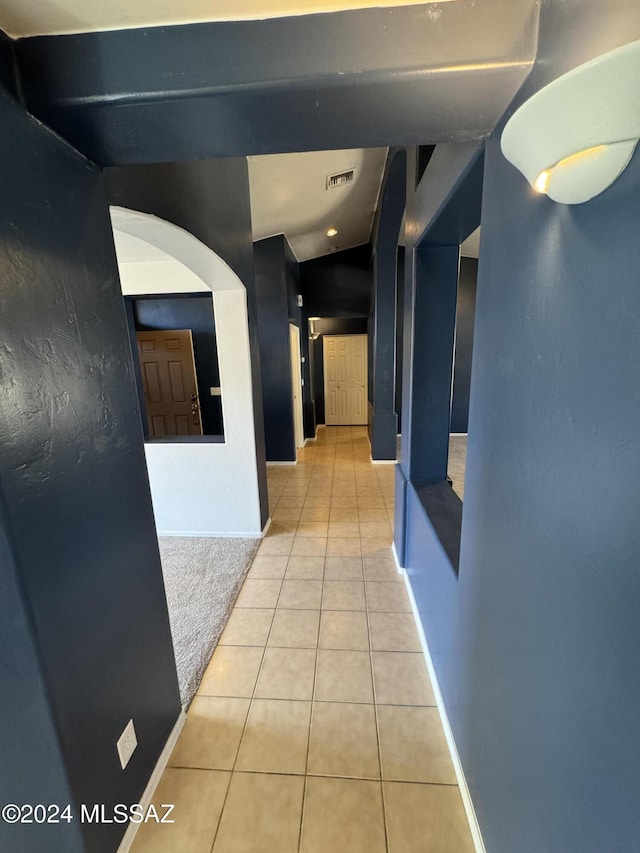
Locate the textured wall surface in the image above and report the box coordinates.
[0,84,181,853]
[401,3,640,851]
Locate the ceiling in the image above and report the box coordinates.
[248,148,388,262]
[0,0,453,38]
[461,226,481,258]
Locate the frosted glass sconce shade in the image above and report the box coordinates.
[501,40,640,204]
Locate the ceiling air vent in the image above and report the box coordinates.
[326,169,355,189]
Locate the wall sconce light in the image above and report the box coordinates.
[309,317,321,340]
[501,39,640,204]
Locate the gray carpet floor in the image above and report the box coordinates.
[448,435,467,499]
[395,434,467,499]
[158,536,260,708]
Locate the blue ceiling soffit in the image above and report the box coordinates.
[12,0,539,165]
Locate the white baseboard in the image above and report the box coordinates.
[157,530,262,538]
[396,558,486,853]
[261,517,272,538]
[266,461,297,467]
[369,457,397,465]
[116,710,186,853]
[450,432,469,437]
[391,541,403,573]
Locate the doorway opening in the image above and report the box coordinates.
[110,205,263,537]
[448,227,479,500]
[126,294,225,439]
[289,323,305,454]
[307,318,369,427]
[323,335,368,426]
[322,333,368,426]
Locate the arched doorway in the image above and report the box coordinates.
[111,206,263,536]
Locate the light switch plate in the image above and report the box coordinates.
[117,719,137,770]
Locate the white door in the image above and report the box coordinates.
[323,334,368,425]
[289,323,305,452]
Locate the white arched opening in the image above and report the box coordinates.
[110,206,263,536]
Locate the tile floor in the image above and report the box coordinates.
[132,426,474,853]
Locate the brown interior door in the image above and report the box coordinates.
[136,329,203,437]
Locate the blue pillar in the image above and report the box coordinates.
[370,150,407,460]
[395,243,459,562]
[408,245,460,482]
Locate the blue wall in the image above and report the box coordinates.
[400,4,640,851]
[300,245,372,318]
[0,491,85,853]
[370,149,406,459]
[254,236,297,462]
[13,5,536,164]
[0,82,181,853]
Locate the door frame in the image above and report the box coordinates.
[136,327,203,438]
[323,334,368,426]
[289,323,305,454]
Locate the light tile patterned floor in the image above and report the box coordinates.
[132,426,474,853]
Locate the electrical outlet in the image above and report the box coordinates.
[117,719,138,770]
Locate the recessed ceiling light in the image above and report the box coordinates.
[326,227,338,237]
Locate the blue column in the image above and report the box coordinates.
[395,243,459,563]
[370,150,406,460]
[409,245,460,482]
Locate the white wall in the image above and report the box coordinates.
[111,207,263,536]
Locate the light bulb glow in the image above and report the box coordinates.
[534,170,551,193]
[326,227,338,237]
[556,144,608,168]
[534,145,610,194]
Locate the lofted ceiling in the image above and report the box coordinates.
[248,148,388,262]
[461,226,481,258]
[0,0,453,38]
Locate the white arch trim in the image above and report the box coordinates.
[111,206,263,536]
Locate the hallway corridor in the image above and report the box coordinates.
[132,427,474,853]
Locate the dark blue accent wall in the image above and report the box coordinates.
[254,236,297,462]
[460,32,640,853]
[399,5,640,852]
[106,160,269,524]
[450,257,477,434]
[0,82,181,853]
[300,246,373,317]
[128,295,224,437]
[0,492,85,853]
